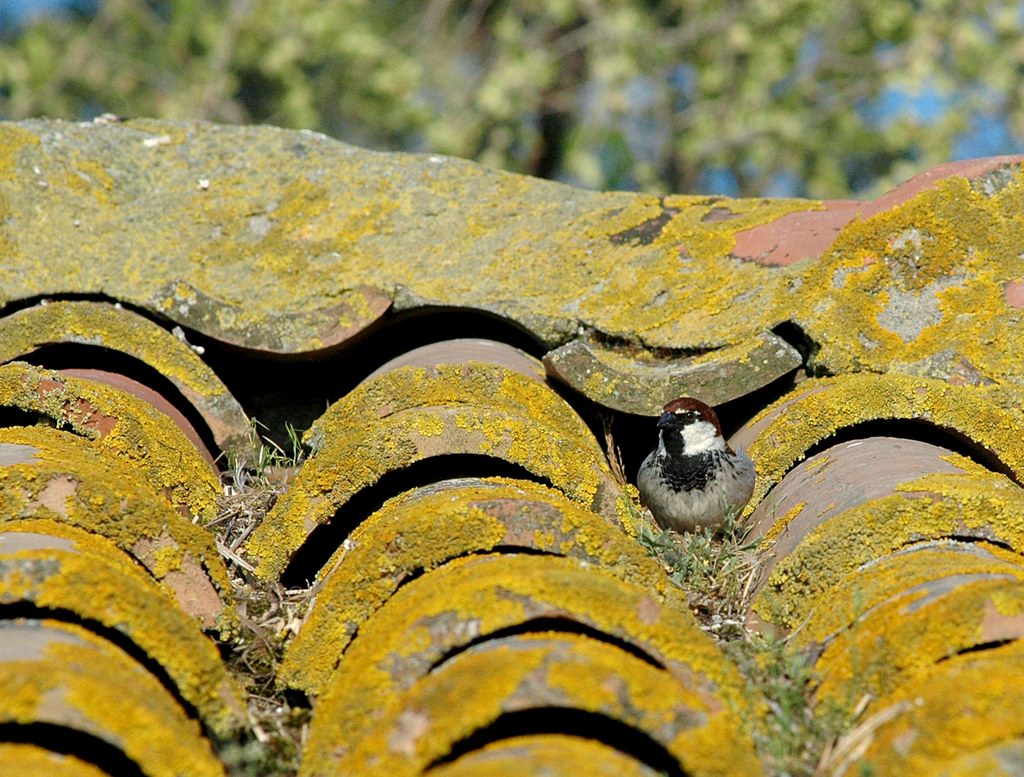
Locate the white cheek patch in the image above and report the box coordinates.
[679,419,723,453]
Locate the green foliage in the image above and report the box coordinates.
[3,0,1023,196]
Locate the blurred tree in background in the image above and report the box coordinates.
[2,0,1023,198]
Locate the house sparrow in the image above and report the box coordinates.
[637,397,755,533]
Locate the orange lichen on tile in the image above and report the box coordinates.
[247,364,636,580]
[0,426,235,633]
[0,619,225,777]
[0,362,219,523]
[279,478,685,695]
[0,526,246,736]
[753,471,1024,630]
[742,373,1024,516]
[304,631,763,777]
[0,301,253,455]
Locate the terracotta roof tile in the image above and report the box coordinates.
[2,118,1024,774]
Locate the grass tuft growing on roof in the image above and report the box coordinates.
[636,509,858,776]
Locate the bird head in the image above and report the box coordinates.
[657,397,729,454]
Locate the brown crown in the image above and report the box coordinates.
[663,396,723,436]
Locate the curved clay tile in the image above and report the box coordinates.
[2,121,1022,416]
[279,477,687,696]
[746,436,974,559]
[428,735,663,777]
[306,554,753,743]
[750,469,1024,631]
[834,640,1024,776]
[790,156,1024,396]
[796,539,1024,649]
[0,527,246,736]
[304,631,763,777]
[0,300,253,457]
[0,619,226,777]
[543,331,801,415]
[0,362,220,523]
[810,571,1024,704]
[247,363,633,581]
[730,372,1024,514]
[0,745,109,777]
[362,338,546,383]
[0,426,234,632]
[59,367,218,466]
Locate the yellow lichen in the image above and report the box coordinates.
[753,471,1024,630]
[0,362,220,524]
[0,620,225,777]
[795,167,1024,395]
[0,301,251,454]
[426,734,662,777]
[743,373,1024,516]
[811,574,1024,706]
[851,639,1024,774]
[149,544,185,577]
[305,628,761,777]
[248,364,631,580]
[794,540,1024,647]
[278,478,691,695]
[0,533,246,736]
[0,426,235,635]
[0,744,109,777]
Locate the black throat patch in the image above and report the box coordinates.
[659,429,723,492]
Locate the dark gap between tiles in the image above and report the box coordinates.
[280,456,552,587]
[934,638,1017,663]
[427,708,687,777]
[0,605,206,733]
[428,618,667,673]
[0,722,146,777]
[188,305,551,449]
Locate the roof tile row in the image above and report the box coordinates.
[1,119,1024,775]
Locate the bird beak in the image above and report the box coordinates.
[656,411,675,430]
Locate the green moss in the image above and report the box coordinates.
[0,426,235,634]
[0,362,220,524]
[0,301,252,454]
[0,620,225,777]
[279,477,691,695]
[248,364,632,580]
[305,630,763,777]
[0,533,246,736]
